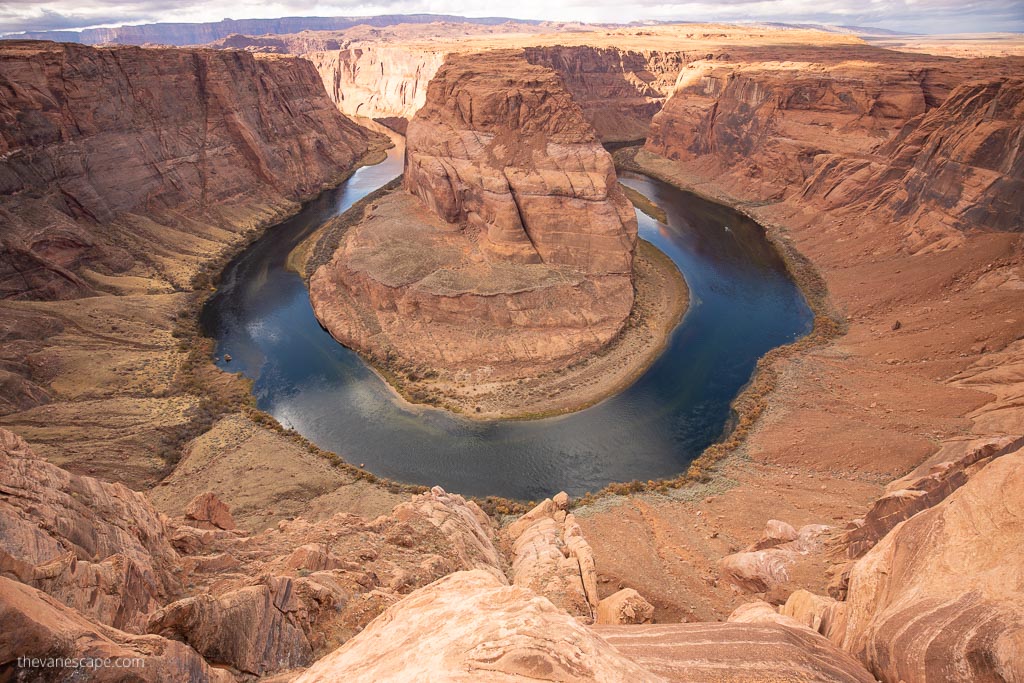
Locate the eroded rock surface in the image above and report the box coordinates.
[0,428,179,632]
[505,494,601,619]
[295,570,658,683]
[812,446,1024,682]
[0,576,232,683]
[0,40,373,301]
[594,622,876,683]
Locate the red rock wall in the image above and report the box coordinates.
[0,41,374,300]
[522,46,687,142]
[310,44,688,142]
[404,49,637,276]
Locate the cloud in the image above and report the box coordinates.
[1,0,1021,35]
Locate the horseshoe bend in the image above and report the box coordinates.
[1,14,1024,683]
[306,50,688,418]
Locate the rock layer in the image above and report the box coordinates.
[0,40,373,300]
[593,622,876,682]
[0,428,180,633]
[294,570,658,683]
[645,48,1023,250]
[817,446,1024,682]
[310,50,637,381]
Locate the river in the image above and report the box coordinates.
[200,143,812,500]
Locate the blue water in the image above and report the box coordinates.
[201,143,812,499]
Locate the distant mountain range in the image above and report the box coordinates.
[5,14,544,46]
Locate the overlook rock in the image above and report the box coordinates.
[310,50,638,385]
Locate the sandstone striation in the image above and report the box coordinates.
[801,76,1024,248]
[294,570,658,683]
[307,47,446,123]
[593,622,876,682]
[309,50,640,394]
[645,48,1023,249]
[522,46,686,142]
[0,39,379,487]
[0,576,232,683]
[798,445,1024,682]
[0,428,180,633]
[505,494,601,619]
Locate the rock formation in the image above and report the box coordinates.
[645,48,1023,250]
[0,40,374,300]
[310,50,638,382]
[307,47,446,124]
[718,520,830,595]
[522,46,685,142]
[597,588,655,625]
[505,493,601,619]
[0,576,233,683]
[801,76,1024,248]
[792,445,1024,682]
[593,622,876,682]
[0,428,180,633]
[295,570,657,682]
[307,44,684,141]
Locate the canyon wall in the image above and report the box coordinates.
[308,44,688,141]
[310,50,638,386]
[800,76,1024,247]
[644,47,1023,243]
[522,46,686,142]
[306,47,447,124]
[0,40,374,300]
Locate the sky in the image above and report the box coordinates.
[1,0,1022,35]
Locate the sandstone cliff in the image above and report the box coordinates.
[644,48,1023,248]
[783,443,1024,682]
[310,50,638,386]
[306,47,446,124]
[522,46,686,142]
[800,76,1024,248]
[0,40,373,300]
[308,44,687,142]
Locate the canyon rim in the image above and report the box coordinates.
[1,10,1023,683]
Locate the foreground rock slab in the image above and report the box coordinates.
[294,570,659,682]
[594,622,876,683]
[806,445,1024,682]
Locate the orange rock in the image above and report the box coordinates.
[294,570,655,682]
[0,428,180,632]
[0,576,232,682]
[597,588,655,625]
[310,50,637,382]
[825,446,1024,682]
[184,492,236,531]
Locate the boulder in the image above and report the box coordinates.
[184,492,236,531]
[597,588,655,625]
[0,576,232,682]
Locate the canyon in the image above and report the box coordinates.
[306,49,689,417]
[1,18,1023,683]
